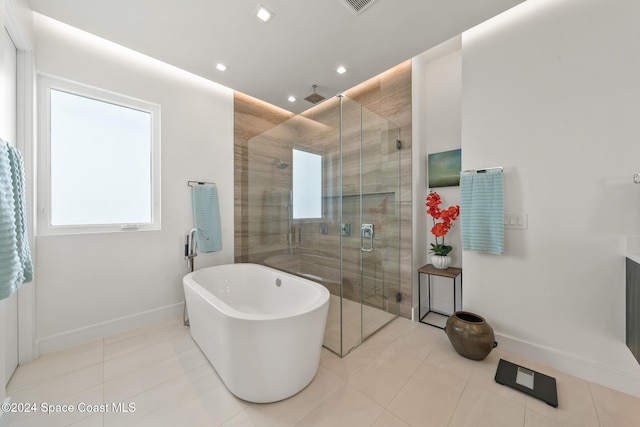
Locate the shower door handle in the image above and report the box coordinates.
[361,224,374,252]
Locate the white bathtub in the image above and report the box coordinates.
[183,263,330,403]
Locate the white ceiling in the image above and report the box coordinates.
[29,0,525,114]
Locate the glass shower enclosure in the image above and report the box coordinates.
[243,95,401,356]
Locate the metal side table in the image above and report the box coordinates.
[418,264,462,329]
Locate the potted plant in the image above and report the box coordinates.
[426,192,460,269]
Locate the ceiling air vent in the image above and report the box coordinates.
[342,0,377,14]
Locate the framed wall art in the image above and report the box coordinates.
[427,148,461,188]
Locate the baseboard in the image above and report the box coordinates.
[35,302,184,357]
[495,332,640,399]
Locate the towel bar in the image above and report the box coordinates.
[188,180,216,187]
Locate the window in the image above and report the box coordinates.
[38,75,161,234]
[292,149,322,219]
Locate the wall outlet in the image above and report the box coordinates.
[504,213,528,229]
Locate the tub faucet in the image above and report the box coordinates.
[184,228,200,328]
[186,228,199,275]
[188,228,199,260]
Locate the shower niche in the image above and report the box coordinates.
[239,95,401,356]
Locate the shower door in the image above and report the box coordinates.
[339,96,401,354]
[241,95,400,357]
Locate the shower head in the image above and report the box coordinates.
[273,159,289,169]
[304,85,326,104]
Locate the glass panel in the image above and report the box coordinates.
[244,116,294,262]
[242,95,400,357]
[298,98,342,355]
[360,104,400,339]
[338,96,364,355]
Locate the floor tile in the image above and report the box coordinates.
[388,322,443,360]
[104,321,190,361]
[103,332,197,381]
[104,346,212,402]
[387,361,467,427]
[3,384,103,427]
[103,316,181,346]
[447,383,525,427]
[320,346,375,381]
[466,351,527,406]
[67,413,105,427]
[142,383,246,426]
[356,317,412,352]
[7,340,103,392]
[244,366,345,427]
[589,381,640,427]
[220,410,258,427]
[6,314,640,427]
[524,408,568,427]
[371,410,411,427]
[525,375,599,427]
[348,345,423,406]
[296,385,384,426]
[103,364,222,427]
[8,364,103,405]
[424,336,476,382]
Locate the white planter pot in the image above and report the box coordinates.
[431,255,451,270]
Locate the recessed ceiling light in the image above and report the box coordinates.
[216,63,227,71]
[336,66,347,74]
[288,96,296,103]
[256,5,274,23]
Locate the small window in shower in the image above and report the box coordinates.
[292,149,322,219]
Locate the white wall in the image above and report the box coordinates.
[461,0,640,396]
[412,37,462,317]
[32,13,234,354]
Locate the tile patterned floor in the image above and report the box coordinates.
[2,315,639,426]
[323,295,396,356]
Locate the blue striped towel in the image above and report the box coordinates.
[191,184,222,253]
[460,169,504,255]
[0,140,33,300]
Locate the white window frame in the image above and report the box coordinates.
[37,74,161,235]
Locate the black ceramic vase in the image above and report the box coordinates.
[445,311,497,361]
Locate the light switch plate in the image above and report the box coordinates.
[504,213,528,229]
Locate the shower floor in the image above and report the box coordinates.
[323,294,397,356]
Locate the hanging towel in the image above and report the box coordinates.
[0,140,33,301]
[191,184,222,253]
[460,169,504,255]
[7,144,32,282]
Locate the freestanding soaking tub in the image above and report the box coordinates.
[183,263,330,403]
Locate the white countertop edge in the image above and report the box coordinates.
[627,253,640,265]
[626,235,640,264]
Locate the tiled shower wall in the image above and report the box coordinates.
[234,60,412,318]
[233,93,295,262]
